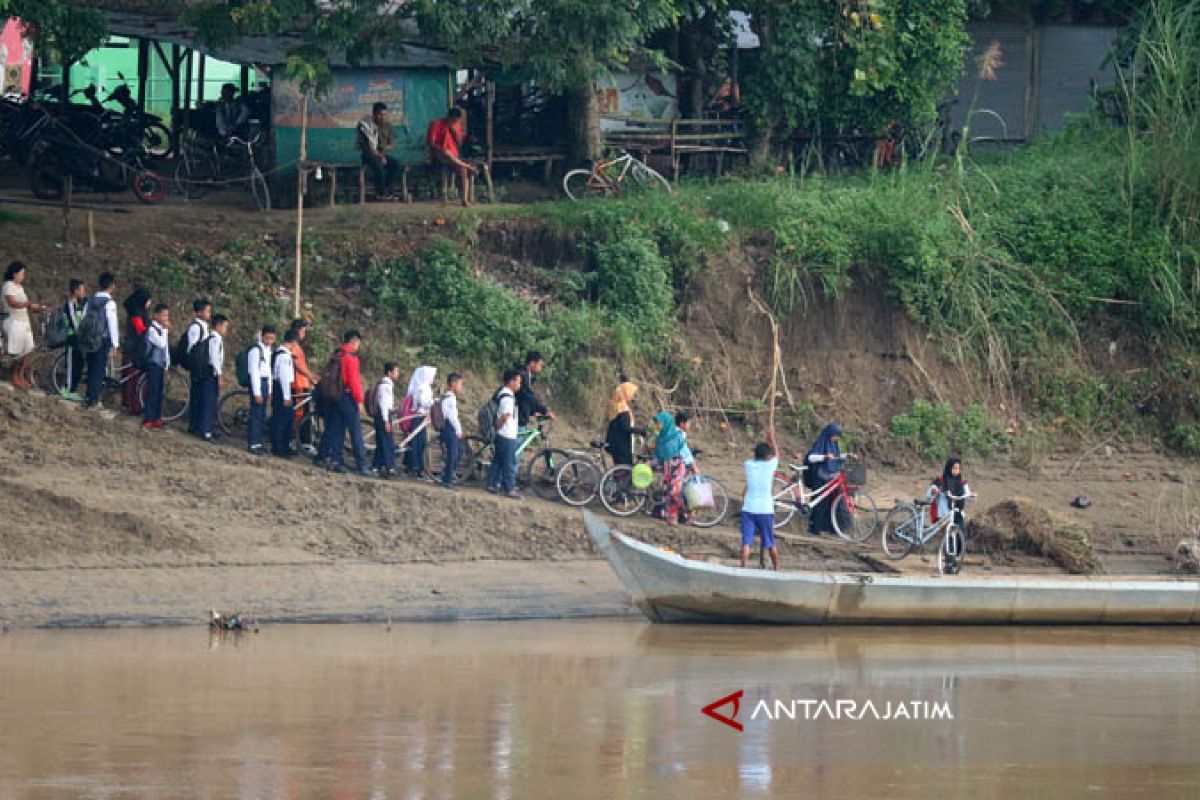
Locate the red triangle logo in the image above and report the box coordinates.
[701,689,744,732]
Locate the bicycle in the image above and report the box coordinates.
[175,129,271,211]
[0,317,56,391]
[219,388,319,454]
[553,435,648,507]
[597,453,730,529]
[464,416,570,500]
[769,457,880,543]
[562,150,672,200]
[881,493,975,575]
[49,349,183,416]
[364,411,475,483]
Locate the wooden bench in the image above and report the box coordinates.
[302,160,369,205]
[602,117,748,180]
[487,145,569,185]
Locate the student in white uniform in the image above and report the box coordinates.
[246,324,276,455]
[83,272,120,409]
[183,299,212,435]
[270,329,298,458]
[142,304,171,430]
[199,315,228,442]
[371,362,401,478]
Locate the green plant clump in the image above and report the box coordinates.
[891,400,1005,461]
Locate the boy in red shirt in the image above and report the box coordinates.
[426,107,476,206]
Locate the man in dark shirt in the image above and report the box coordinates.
[515,350,555,428]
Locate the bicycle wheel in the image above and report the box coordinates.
[464,435,492,483]
[27,350,57,393]
[939,523,965,576]
[427,435,474,484]
[350,418,377,459]
[294,406,322,457]
[690,477,730,528]
[881,505,919,560]
[628,162,672,194]
[217,389,252,437]
[159,369,188,422]
[772,473,801,529]
[563,168,612,201]
[249,169,271,211]
[556,458,600,507]
[599,465,646,517]
[142,121,173,159]
[522,448,568,500]
[832,488,879,543]
[175,153,216,200]
[49,350,69,394]
[130,169,167,204]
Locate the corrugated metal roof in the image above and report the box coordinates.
[100,9,453,69]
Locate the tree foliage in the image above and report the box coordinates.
[4,0,108,63]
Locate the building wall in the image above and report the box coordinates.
[1,19,32,95]
[273,69,452,168]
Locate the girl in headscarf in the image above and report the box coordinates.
[403,365,437,477]
[804,422,843,535]
[928,457,973,524]
[121,287,152,414]
[653,410,695,526]
[605,380,646,466]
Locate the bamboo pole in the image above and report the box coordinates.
[293,92,309,319]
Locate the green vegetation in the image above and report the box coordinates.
[890,400,1006,461]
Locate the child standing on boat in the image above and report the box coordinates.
[740,430,780,569]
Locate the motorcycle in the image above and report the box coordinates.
[28,126,166,204]
[76,76,174,159]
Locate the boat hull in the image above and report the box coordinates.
[583,512,1200,625]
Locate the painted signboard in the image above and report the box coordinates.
[1,19,33,96]
[598,71,677,131]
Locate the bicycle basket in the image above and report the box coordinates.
[844,462,867,486]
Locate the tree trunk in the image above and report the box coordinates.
[749,124,773,165]
[568,82,602,162]
[680,21,707,120]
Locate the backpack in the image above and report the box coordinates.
[397,393,417,433]
[235,344,255,389]
[476,390,503,442]
[76,296,110,354]
[317,353,344,406]
[126,321,149,369]
[364,378,385,420]
[187,333,214,376]
[44,306,72,348]
[430,393,448,432]
[172,321,201,371]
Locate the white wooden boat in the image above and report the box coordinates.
[583,512,1200,625]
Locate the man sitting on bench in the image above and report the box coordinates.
[426,107,477,207]
[358,101,399,201]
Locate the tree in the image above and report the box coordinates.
[4,0,108,63]
[416,0,681,161]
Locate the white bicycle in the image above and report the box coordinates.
[562,150,672,200]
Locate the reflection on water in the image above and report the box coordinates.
[1,622,1199,799]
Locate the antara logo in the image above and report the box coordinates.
[701,689,744,732]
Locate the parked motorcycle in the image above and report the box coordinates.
[28,130,166,204]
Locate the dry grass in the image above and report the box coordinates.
[971,498,1104,575]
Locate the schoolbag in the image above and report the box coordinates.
[187,333,214,376]
[44,306,72,348]
[364,378,385,420]
[476,389,503,441]
[317,353,344,405]
[235,344,255,389]
[430,393,448,432]
[397,393,417,433]
[172,321,201,371]
[75,296,110,354]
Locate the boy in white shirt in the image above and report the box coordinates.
[270,328,297,458]
[486,368,522,499]
[200,315,228,443]
[247,324,276,455]
[142,304,171,431]
[438,372,465,489]
[372,362,400,478]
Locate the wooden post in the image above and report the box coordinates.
[293,92,309,319]
[197,54,207,105]
[87,211,96,249]
[485,80,495,172]
[61,175,73,243]
[183,50,194,111]
[136,39,149,114]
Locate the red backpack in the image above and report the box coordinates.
[397,394,417,433]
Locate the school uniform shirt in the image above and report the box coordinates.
[92,291,120,348]
[207,331,225,378]
[375,376,395,423]
[248,338,272,399]
[184,318,209,351]
[273,345,295,403]
[496,387,517,440]
[145,321,170,369]
[441,392,462,437]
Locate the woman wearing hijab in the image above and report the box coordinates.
[605,380,646,467]
[652,410,696,526]
[403,365,437,477]
[121,287,152,414]
[928,457,973,524]
[2,261,49,389]
[804,422,843,535]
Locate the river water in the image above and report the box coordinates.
[1,621,1198,799]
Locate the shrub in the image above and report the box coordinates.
[891,400,1004,461]
[593,233,674,339]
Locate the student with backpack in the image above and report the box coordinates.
[315,330,374,476]
[485,369,523,499]
[401,365,436,478]
[242,324,276,455]
[197,315,228,442]
[285,320,319,450]
[369,362,401,478]
[55,279,88,400]
[270,329,298,458]
[120,287,152,414]
[142,304,171,431]
[179,299,213,435]
[436,372,465,489]
[81,273,120,410]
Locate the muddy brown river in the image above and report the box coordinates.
[1,621,1198,799]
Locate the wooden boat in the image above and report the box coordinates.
[583,511,1200,625]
